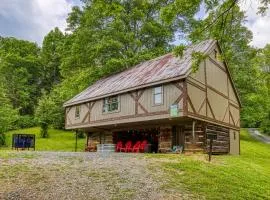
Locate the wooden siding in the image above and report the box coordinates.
[186,43,240,130]
[184,122,205,151]
[65,82,184,129]
[206,124,229,153]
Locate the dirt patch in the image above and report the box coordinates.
[0,152,186,200]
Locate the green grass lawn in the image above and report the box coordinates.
[3,127,85,151]
[146,129,270,200]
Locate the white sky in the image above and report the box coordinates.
[239,0,270,48]
[0,0,269,48]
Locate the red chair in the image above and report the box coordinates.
[140,140,148,153]
[116,141,123,152]
[132,141,141,153]
[120,141,132,152]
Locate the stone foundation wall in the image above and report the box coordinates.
[158,126,172,153]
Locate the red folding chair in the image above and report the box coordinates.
[120,141,132,152]
[132,141,141,153]
[116,141,123,152]
[140,140,148,153]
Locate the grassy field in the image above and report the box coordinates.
[3,127,85,151]
[147,129,270,199]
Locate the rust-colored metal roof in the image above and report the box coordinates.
[64,39,216,106]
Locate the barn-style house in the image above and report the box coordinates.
[64,39,240,155]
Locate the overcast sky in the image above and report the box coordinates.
[0,0,269,48]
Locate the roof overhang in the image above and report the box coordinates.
[63,74,187,107]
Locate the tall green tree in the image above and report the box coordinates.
[0,37,41,116]
[37,0,204,129]
[0,86,18,145]
[41,27,65,92]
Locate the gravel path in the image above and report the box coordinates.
[0,152,183,200]
[248,128,270,144]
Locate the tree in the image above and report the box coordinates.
[41,27,65,92]
[189,1,270,130]
[0,86,18,145]
[35,93,62,137]
[0,37,41,116]
[36,0,204,129]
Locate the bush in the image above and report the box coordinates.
[261,113,270,136]
[77,129,85,138]
[0,133,6,146]
[16,115,37,129]
[40,122,49,138]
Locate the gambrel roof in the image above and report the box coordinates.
[64,39,240,107]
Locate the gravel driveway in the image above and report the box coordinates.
[248,128,270,144]
[0,151,184,200]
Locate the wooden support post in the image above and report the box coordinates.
[75,130,78,152]
[209,138,213,162]
[192,120,196,143]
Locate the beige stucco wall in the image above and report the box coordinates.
[187,43,240,129]
[229,129,240,155]
[66,81,183,129]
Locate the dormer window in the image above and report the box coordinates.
[103,95,120,113]
[75,105,80,119]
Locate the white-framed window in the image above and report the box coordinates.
[103,95,120,113]
[153,86,163,105]
[75,105,80,119]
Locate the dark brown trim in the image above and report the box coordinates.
[208,56,227,73]
[187,96,196,113]
[197,98,206,114]
[174,93,184,105]
[137,90,144,100]
[229,102,239,110]
[66,110,170,127]
[222,106,229,122]
[64,74,187,107]
[204,60,208,117]
[187,79,206,92]
[207,98,216,120]
[188,76,205,87]
[67,116,72,125]
[229,110,235,126]
[138,103,148,114]
[129,89,148,115]
[183,80,188,116]
[236,118,240,127]
[215,41,242,107]
[207,85,228,99]
[66,107,72,114]
[173,82,184,92]
[82,110,90,123]
[187,112,240,130]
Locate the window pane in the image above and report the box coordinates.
[154,86,162,94]
[103,96,119,112]
[154,94,162,104]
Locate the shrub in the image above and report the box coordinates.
[0,133,6,146]
[16,115,37,129]
[40,122,49,138]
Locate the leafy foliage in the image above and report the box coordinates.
[1,0,270,135]
[191,51,207,73]
[173,44,186,57]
